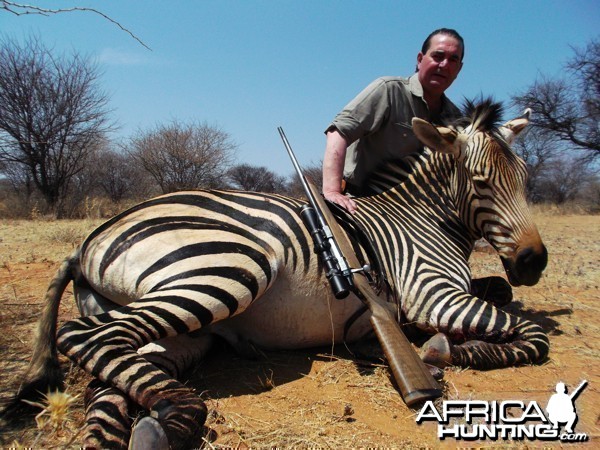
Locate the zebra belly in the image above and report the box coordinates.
[210,274,373,350]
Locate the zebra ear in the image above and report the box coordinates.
[500,108,531,144]
[412,118,463,158]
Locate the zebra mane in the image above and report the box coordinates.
[451,97,517,157]
[454,97,504,133]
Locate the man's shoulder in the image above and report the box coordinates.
[366,76,412,97]
[349,76,411,104]
[374,76,411,86]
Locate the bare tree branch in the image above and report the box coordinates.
[227,163,288,193]
[128,121,238,193]
[1,1,151,50]
[0,35,114,216]
[512,38,600,165]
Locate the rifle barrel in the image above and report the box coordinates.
[278,127,319,214]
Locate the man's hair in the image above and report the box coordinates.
[421,28,465,61]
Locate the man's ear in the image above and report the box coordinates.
[500,108,531,144]
[412,117,463,158]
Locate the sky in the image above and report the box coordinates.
[1,0,599,176]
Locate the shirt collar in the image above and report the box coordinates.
[408,73,424,98]
[408,73,453,113]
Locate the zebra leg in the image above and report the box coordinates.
[74,282,219,448]
[420,295,549,370]
[73,283,136,448]
[128,331,214,449]
[450,319,550,369]
[136,330,214,380]
[56,303,211,450]
[80,331,215,449]
[74,281,121,317]
[470,276,513,308]
[83,379,133,449]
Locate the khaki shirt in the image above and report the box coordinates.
[327,74,460,194]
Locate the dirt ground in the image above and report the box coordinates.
[0,212,598,449]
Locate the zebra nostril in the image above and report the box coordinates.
[519,247,534,263]
[512,245,547,286]
[519,245,548,272]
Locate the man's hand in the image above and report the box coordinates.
[323,190,358,214]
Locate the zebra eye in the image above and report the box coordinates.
[473,178,490,194]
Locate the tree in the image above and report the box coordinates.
[129,121,237,193]
[94,147,154,202]
[0,158,39,215]
[227,163,288,193]
[511,127,559,202]
[581,174,600,211]
[0,35,113,216]
[536,157,594,204]
[512,38,600,164]
[0,158,35,198]
[71,141,155,204]
[285,161,323,199]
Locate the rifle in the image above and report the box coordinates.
[278,127,442,406]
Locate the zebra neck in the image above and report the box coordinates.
[353,151,474,286]
[365,150,460,215]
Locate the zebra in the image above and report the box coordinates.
[1,99,548,449]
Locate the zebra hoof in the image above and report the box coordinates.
[421,333,452,368]
[129,416,169,450]
[425,363,445,381]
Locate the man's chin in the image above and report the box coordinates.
[425,79,448,93]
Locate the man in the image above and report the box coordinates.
[322,28,464,213]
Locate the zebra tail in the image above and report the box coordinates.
[0,251,78,424]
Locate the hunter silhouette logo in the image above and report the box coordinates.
[416,380,589,442]
[546,380,587,435]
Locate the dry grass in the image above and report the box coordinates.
[0,213,599,448]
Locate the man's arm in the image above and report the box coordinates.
[322,129,357,213]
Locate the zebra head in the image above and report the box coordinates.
[412,99,547,286]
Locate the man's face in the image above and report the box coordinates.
[417,34,463,97]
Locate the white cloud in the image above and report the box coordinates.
[97,48,152,66]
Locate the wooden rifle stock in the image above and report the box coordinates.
[305,178,442,406]
[356,275,442,405]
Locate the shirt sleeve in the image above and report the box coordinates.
[326,78,391,144]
